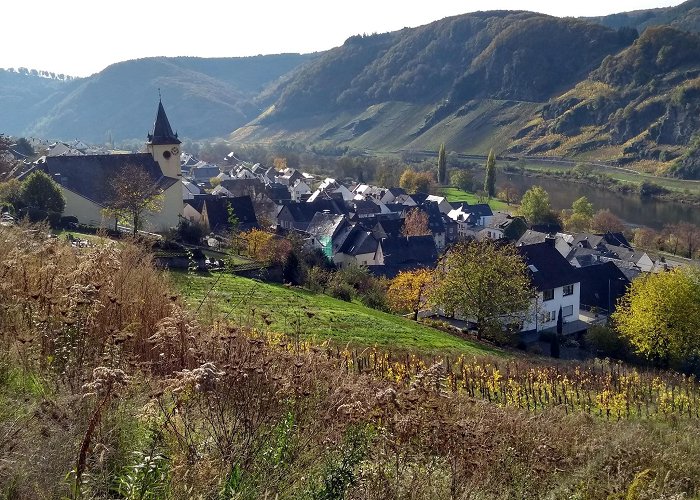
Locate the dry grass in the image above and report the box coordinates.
[0,224,699,499]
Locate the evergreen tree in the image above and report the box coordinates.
[20,170,65,214]
[484,149,496,198]
[437,143,447,184]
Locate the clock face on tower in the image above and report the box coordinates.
[171,146,180,155]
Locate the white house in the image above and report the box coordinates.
[518,241,583,338]
[290,179,311,202]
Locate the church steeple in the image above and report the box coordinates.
[147,99,181,145]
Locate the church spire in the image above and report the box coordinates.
[147,99,181,145]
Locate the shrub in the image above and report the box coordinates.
[585,325,631,360]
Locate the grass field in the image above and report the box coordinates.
[437,187,512,211]
[170,270,498,355]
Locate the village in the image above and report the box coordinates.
[2,100,688,353]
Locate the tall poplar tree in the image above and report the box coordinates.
[437,143,447,184]
[484,149,496,197]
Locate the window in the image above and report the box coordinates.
[563,305,574,317]
[563,284,574,296]
[543,289,554,301]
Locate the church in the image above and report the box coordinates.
[30,100,183,232]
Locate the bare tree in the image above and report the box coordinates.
[104,164,163,235]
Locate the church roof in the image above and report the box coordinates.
[37,153,176,206]
[147,100,181,145]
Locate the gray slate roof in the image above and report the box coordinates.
[37,153,176,206]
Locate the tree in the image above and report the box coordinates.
[0,135,16,176]
[20,170,65,214]
[450,170,473,192]
[564,212,591,233]
[484,150,496,198]
[13,137,34,158]
[429,240,534,341]
[670,222,700,258]
[399,169,433,194]
[571,196,594,219]
[0,178,23,212]
[551,306,562,358]
[502,216,528,241]
[497,182,519,205]
[437,143,447,184]
[387,269,434,320]
[241,229,275,261]
[633,227,660,250]
[209,177,221,188]
[613,268,700,365]
[591,209,624,233]
[401,208,431,237]
[104,164,163,235]
[518,186,553,225]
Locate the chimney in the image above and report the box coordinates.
[544,235,556,247]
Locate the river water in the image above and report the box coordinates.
[497,173,700,230]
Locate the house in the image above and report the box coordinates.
[182,180,201,201]
[346,199,382,220]
[447,203,494,237]
[576,261,630,314]
[276,169,305,187]
[478,213,527,242]
[420,202,447,250]
[518,241,584,339]
[380,187,406,204]
[219,178,265,199]
[425,195,452,214]
[517,230,571,257]
[334,227,379,268]
[27,100,182,231]
[370,235,438,277]
[189,162,221,183]
[304,212,351,259]
[201,195,259,233]
[276,199,347,231]
[290,179,311,202]
[307,178,354,202]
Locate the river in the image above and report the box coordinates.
[496,173,700,230]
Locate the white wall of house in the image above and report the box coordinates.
[183,203,203,224]
[333,251,378,268]
[477,228,504,241]
[60,187,116,228]
[290,181,311,202]
[522,282,580,333]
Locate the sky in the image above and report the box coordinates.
[1,0,686,77]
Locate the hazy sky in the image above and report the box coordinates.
[2,0,686,77]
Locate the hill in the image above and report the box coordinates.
[588,0,700,33]
[0,54,314,143]
[509,26,700,178]
[170,271,494,353]
[233,12,633,154]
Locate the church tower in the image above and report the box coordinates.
[146,99,182,179]
[146,99,183,230]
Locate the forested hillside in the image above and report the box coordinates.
[511,26,700,178]
[0,54,314,143]
[588,0,700,33]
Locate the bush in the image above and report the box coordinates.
[328,282,353,302]
[175,220,205,245]
[585,325,631,360]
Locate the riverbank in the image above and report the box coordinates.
[511,161,700,206]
